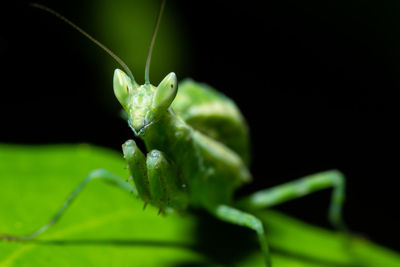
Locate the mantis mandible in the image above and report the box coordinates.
[1,2,348,266]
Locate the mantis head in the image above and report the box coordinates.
[113,69,177,136]
[112,0,172,136]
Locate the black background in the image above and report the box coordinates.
[1,0,399,253]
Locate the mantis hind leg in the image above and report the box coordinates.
[0,169,134,241]
[237,170,347,231]
[209,205,272,267]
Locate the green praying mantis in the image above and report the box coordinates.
[0,2,348,266]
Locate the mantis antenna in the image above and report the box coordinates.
[144,0,166,84]
[30,3,135,83]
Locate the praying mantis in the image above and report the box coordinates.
[0,2,349,266]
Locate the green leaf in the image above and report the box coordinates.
[0,144,399,266]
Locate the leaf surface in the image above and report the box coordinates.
[0,144,399,266]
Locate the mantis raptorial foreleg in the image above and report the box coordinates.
[210,205,271,267]
[122,140,151,203]
[146,150,189,212]
[123,139,189,213]
[0,169,134,241]
[237,170,346,230]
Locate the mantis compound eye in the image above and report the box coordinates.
[152,72,178,112]
[113,69,138,110]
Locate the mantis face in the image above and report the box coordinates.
[113,69,178,136]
